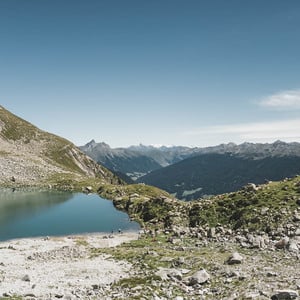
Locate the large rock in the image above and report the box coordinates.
[288,240,299,253]
[275,237,289,249]
[226,252,244,265]
[293,213,300,222]
[244,183,259,192]
[242,291,261,299]
[189,269,210,285]
[83,186,93,193]
[156,268,182,281]
[247,234,267,249]
[167,269,183,281]
[271,290,298,300]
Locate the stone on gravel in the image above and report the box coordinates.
[275,237,289,249]
[226,252,243,265]
[22,274,31,282]
[288,241,299,253]
[189,269,210,285]
[271,290,299,300]
[167,269,183,281]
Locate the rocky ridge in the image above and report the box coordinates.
[0,106,120,188]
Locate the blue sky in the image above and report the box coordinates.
[1,0,300,147]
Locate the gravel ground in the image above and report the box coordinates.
[0,232,138,299]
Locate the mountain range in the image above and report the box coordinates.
[79,141,200,180]
[81,139,300,200]
[2,105,300,201]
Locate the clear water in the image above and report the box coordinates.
[0,188,140,241]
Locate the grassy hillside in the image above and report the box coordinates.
[0,106,120,187]
[101,175,300,234]
[188,175,300,231]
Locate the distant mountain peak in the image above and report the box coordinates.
[86,139,96,146]
[82,140,111,149]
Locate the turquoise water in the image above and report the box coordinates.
[0,189,139,241]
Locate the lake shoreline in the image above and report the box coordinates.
[0,229,140,243]
[0,189,140,241]
[0,232,139,299]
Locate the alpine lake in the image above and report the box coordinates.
[0,188,140,241]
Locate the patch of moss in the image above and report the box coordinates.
[0,150,10,156]
[116,275,161,288]
[75,237,89,247]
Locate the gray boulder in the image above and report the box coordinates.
[288,240,299,253]
[226,252,243,265]
[271,290,298,300]
[189,269,210,285]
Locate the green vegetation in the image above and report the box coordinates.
[0,106,121,188]
[75,237,89,247]
[1,105,299,236]
[0,150,10,156]
[46,173,102,191]
[0,296,23,300]
[95,175,300,233]
[0,106,39,142]
[188,176,300,231]
[97,183,186,227]
[90,232,253,298]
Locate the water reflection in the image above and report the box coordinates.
[0,189,139,241]
[0,188,73,227]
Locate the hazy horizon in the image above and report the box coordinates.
[81,137,299,149]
